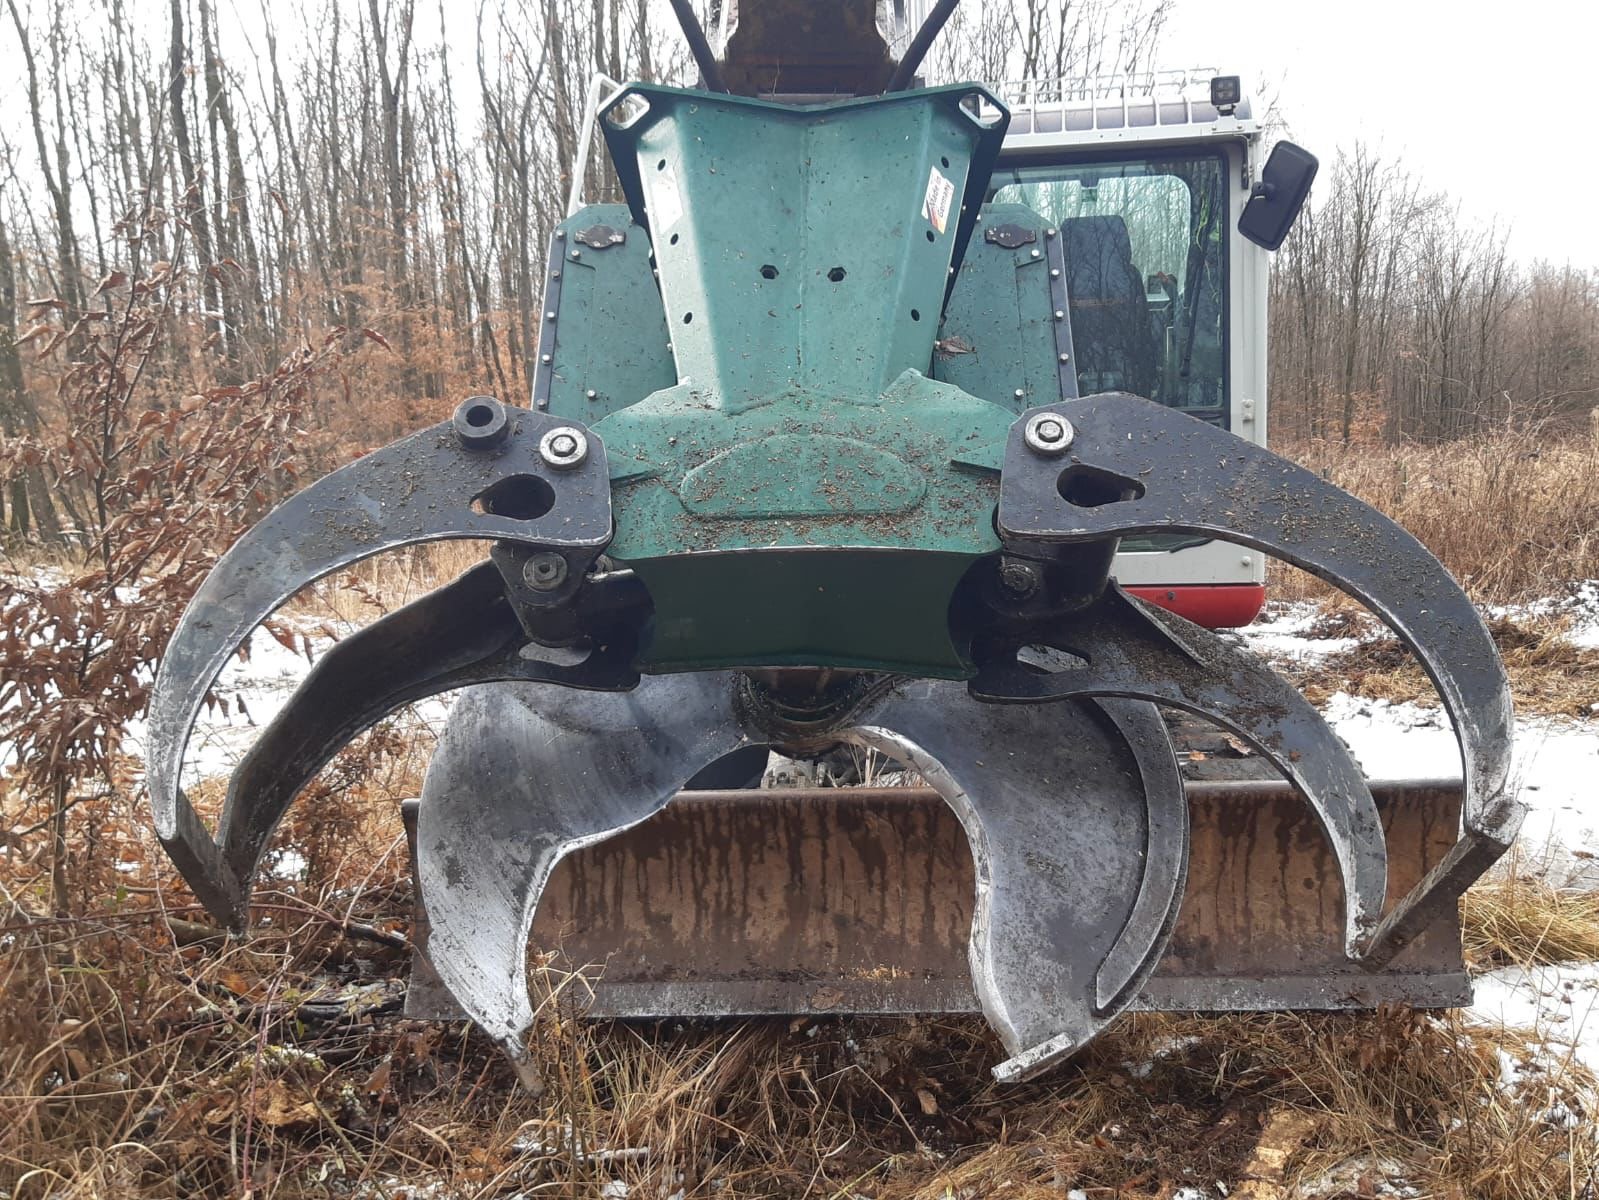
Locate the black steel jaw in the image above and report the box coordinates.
[147,397,620,928]
[989,392,1521,967]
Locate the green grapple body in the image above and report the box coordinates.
[550,85,1017,675]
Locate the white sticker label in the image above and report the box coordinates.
[651,161,683,232]
[923,166,955,235]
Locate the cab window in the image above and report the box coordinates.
[990,152,1228,426]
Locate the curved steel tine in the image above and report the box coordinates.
[856,683,1187,1082]
[1090,697,1188,1014]
[198,563,638,928]
[997,392,1518,849]
[147,402,610,926]
[972,584,1388,956]
[416,673,746,1084]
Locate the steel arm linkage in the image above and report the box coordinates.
[987,392,1521,966]
[147,396,625,928]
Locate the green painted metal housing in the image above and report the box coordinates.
[559,85,1030,676]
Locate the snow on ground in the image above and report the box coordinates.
[1490,579,1599,651]
[120,615,453,793]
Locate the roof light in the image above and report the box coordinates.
[1210,75,1242,116]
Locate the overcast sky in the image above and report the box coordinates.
[2,0,1595,268]
[1159,0,1599,266]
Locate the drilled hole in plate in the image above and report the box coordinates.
[910,309,921,321]
[462,401,497,428]
[657,158,668,171]
[828,266,846,282]
[926,229,936,242]
[941,155,950,168]
[760,264,779,279]
[683,311,693,324]
[474,474,556,521]
[669,233,679,245]
[1057,465,1146,508]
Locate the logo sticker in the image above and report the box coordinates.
[923,166,955,235]
[651,162,683,232]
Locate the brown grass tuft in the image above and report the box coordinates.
[1272,431,1599,607]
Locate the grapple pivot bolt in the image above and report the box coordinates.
[998,557,1041,597]
[523,552,569,591]
[539,426,589,469]
[1024,412,1074,455]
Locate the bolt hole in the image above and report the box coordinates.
[657,158,667,171]
[827,267,846,282]
[925,230,936,242]
[760,264,779,279]
[474,474,556,521]
[669,233,679,245]
[910,309,921,322]
[463,402,496,428]
[940,155,950,168]
[1057,465,1146,509]
[683,311,693,324]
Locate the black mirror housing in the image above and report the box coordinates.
[1238,141,1318,251]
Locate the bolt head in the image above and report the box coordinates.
[1023,412,1075,456]
[998,558,1041,597]
[538,425,589,469]
[523,552,569,591]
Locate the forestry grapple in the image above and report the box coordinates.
[147,0,1520,1083]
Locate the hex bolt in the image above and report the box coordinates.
[523,552,569,592]
[1054,310,1065,320]
[1023,412,1075,455]
[569,249,582,260]
[998,557,1041,597]
[1013,388,1026,400]
[539,425,589,469]
[451,394,510,450]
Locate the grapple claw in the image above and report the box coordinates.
[998,393,1520,959]
[415,675,748,1047]
[416,675,1188,1082]
[210,563,638,927]
[856,685,1187,1080]
[971,584,1387,955]
[148,398,611,926]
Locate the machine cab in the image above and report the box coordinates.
[960,71,1274,627]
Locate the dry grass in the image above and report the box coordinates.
[1465,869,1599,971]
[1279,611,1599,719]
[5,895,1598,1200]
[1272,430,1599,607]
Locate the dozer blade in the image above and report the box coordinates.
[415,676,1188,1081]
[405,766,1469,1031]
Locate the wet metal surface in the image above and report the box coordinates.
[147,405,611,926]
[996,392,1519,963]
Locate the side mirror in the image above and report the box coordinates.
[1238,142,1318,251]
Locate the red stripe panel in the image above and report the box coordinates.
[1125,583,1267,630]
